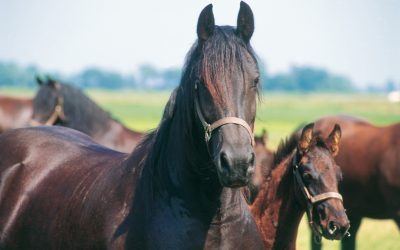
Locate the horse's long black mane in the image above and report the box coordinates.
[58,83,116,134]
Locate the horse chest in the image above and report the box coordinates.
[204,209,264,250]
[145,200,263,250]
[146,202,208,249]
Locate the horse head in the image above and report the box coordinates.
[294,123,350,240]
[191,2,259,188]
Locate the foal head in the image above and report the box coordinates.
[32,76,66,126]
[188,2,259,188]
[294,123,350,240]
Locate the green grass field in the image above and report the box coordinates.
[2,88,399,249]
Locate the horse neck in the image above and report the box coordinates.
[125,92,258,248]
[96,119,143,153]
[250,153,304,250]
[389,123,400,139]
[60,88,143,152]
[149,109,227,204]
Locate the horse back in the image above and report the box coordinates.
[315,116,400,218]
[0,126,134,249]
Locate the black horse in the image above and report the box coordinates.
[32,77,143,152]
[0,2,263,249]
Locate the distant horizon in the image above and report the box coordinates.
[1,0,399,87]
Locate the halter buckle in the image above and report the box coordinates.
[205,124,212,142]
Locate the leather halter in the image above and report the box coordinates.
[292,151,344,241]
[194,82,255,147]
[30,96,66,126]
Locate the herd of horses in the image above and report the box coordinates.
[0,2,398,250]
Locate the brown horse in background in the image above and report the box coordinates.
[0,2,264,249]
[243,129,274,204]
[0,96,32,133]
[248,123,350,249]
[31,77,143,153]
[311,115,400,250]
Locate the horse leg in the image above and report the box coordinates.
[311,232,322,250]
[395,217,400,230]
[341,216,362,250]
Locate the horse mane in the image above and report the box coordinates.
[58,83,116,134]
[273,132,299,168]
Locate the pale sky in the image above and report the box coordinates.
[1,0,399,86]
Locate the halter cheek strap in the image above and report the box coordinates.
[194,82,255,147]
[30,96,66,126]
[293,164,343,205]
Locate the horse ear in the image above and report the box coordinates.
[298,123,314,154]
[326,124,341,157]
[36,75,44,85]
[46,76,60,90]
[197,4,215,41]
[261,128,268,145]
[236,1,254,42]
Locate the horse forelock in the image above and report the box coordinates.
[199,26,258,106]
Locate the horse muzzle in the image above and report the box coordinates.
[315,202,351,240]
[213,133,255,188]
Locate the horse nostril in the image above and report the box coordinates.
[316,203,327,220]
[328,221,338,235]
[249,152,255,166]
[220,152,230,174]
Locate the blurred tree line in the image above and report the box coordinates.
[0,60,395,92]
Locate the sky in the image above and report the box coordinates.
[1,0,399,86]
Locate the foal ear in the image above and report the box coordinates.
[236,1,254,42]
[298,123,314,154]
[326,124,341,157]
[197,4,215,41]
[261,128,268,146]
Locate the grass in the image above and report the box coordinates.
[1,88,399,249]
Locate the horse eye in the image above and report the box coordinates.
[302,172,313,182]
[253,77,260,86]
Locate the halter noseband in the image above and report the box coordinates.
[194,82,255,147]
[292,151,346,242]
[30,96,66,126]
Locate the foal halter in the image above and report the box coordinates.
[194,82,255,147]
[30,96,66,126]
[292,152,344,241]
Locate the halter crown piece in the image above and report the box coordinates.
[194,82,255,147]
